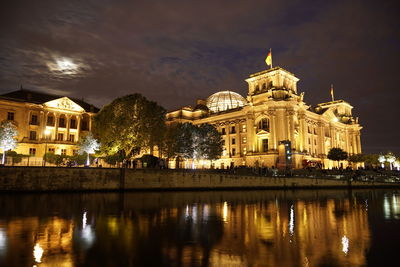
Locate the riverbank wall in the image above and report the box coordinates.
[0,166,398,192]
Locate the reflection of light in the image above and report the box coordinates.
[223,202,228,222]
[81,226,95,246]
[333,117,339,122]
[83,212,87,229]
[289,205,294,235]
[342,235,349,255]
[185,205,189,219]
[384,195,391,219]
[0,228,6,253]
[365,199,368,212]
[203,204,209,218]
[192,206,197,221]
[33,243,44,263]
[392,195,400,219]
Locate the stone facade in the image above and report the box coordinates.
[0,88,98,164]
[166,67,362,169]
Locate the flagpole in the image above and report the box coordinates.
[270,48,272,69]
[331,84,335,101]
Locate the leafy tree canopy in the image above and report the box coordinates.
[348,153,365,163]
[327,147,348,162]
[171,122,223,161]
[93,94,166,158]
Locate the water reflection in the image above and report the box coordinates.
[0,190,398,266]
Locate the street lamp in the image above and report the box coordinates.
[43,129,51,167]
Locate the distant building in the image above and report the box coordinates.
[167,66,362,169]
[0,88,98,164]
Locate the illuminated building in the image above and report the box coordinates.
[167,65,362,169]
[0,88,98,164]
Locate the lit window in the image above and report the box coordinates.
[243,147,247,155]
[48,148,55,153]
[242,124,247,132]
[61,149,67,155]
[242,137,247,143]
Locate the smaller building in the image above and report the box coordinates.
[0,88,98,165]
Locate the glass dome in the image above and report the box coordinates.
[206,91,247,113]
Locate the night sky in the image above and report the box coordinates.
[0,0,399,154]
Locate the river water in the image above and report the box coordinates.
[0,189,399,267]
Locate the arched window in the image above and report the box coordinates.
[262,83,266,90]
[257,118,270,131]
[268,81,273,89]
[255,85,260,92]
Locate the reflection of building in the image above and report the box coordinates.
[167,66,362,169]
[0,88,98,164]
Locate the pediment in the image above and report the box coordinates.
[44,97,85,112]
[256,130,270,137]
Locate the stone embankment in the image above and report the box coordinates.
[0,167,398,192]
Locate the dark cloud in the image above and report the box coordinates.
[0,0,399,154]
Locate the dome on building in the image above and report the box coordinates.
[206,91,247,113]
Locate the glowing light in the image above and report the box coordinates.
[342,235,349,254]
[289,204,294,235]
[384,195,391,219]
[0,228,6,253]
[83,212,87,229]
[47,56,82,75]
[332,117,339,122]
[33,243,44,263]
[57,58,77,72]
[44,129,51,136]
[222,202,228,222]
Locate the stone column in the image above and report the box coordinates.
[298,113,306,152]
[268,109,277,149]
[287,110,296,149]
[246,114,255,153]
[77,115,81,143]
[236,120,241,156]
[54,113,59,141]
[352,134,358,155]
[66,114,71,142]
[356,134,362,153]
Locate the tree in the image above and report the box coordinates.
[93,94,166,158]
[168,123,223,168]
[363,154,380,167]
[197,124,223,163]
[6,151,27,165]
[0,121,18,165]
[78,132,100,166]
[327,147,348,167]
[43,152,65,166]
[348,153,365,168]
